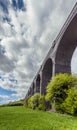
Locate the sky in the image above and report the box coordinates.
[0,0,77,104]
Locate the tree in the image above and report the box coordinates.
[46,73,77,112]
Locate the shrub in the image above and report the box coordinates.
[27,97,32,108]
[46,73,77,113]
[28,93,40,109]
[62,88,77,115]
[27,94,46,111]
[38,104,46,111]
[38,95,46,111]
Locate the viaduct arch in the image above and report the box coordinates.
[54,13,77,74]
[25,3,77,98]
[36,74,40,93]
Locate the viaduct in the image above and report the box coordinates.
[25,3,77,98]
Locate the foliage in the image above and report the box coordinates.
[46,73,77,113]
[38,95,46,110]
[27,93,46,110]
[62,88,77,115]
[27,96,32,108]
[8,100,24,106]
[31,93,40,109]
[27,93,40,109]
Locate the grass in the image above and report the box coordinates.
[0,106,77,130]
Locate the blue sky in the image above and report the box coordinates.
[0,87,16,96]
[0,0,77,104]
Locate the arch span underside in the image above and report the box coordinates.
[42,58,53,94]
[31,82,34,95]
[55,14,77,74]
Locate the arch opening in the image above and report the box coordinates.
[55,14,77,74]
[42,58,53,94]
[71,47,77,75]
[36,74,40,93]
[32,82,36,94]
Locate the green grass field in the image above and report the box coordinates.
[0,106,77,130]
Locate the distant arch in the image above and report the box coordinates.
[71,47,77,74]
[36,74,40,93]
[42,58,53,94]
[32,82,36,94]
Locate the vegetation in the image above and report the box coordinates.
[46,73,77,115]
[26,93,46,110]
[0,106,77,130]
[25,74,77,115]
[30,93,40,109]
[62,88,77,115]
[38,95,46,111]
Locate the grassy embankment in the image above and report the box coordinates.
[0,106,77,130]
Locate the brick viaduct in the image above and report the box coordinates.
[25,3,77,98]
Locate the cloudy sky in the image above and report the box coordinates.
[0,0,77,104]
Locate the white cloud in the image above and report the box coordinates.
[0,95,9,104]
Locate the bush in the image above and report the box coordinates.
[38,95,46,111]
[62,88,77,115]
[27,97,32,108]
[27,94,46,111]
[31,93,40,109]
[27,93,40,109]
[46,73,77,113]
[38,104,46,111]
